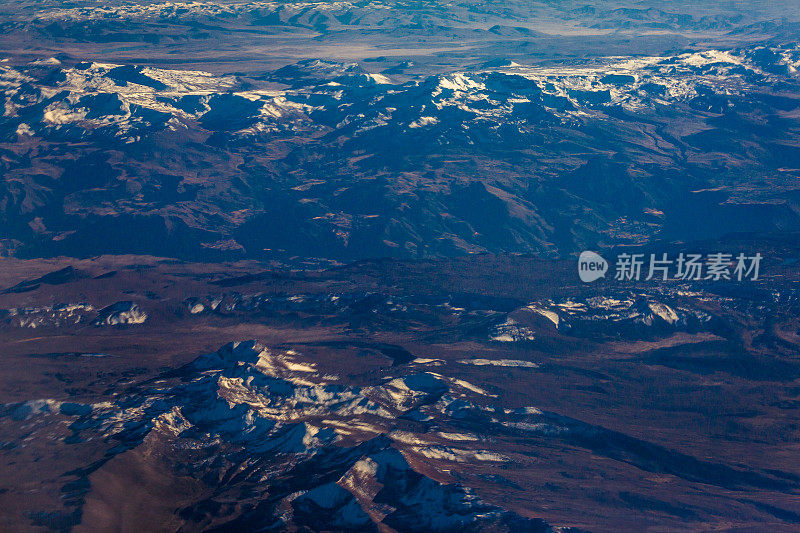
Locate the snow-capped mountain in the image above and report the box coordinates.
[3,340,557,531]
[1,248,799,531]
[6,335,795,530]
[1,44,799,261]
[2,1,800,531]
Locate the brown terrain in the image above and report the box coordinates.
[1,247,799,531]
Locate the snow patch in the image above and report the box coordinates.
[459,359,540,368]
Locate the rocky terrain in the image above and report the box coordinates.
[0,247,799,531]
[0,0,799,263]
[1,0,800,531]
[1,44,800,262]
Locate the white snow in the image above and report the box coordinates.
[409,116,439,128]
[458,359,540,368]
[648,302,679,324]
[526,304,560,327]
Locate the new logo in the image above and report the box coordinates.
[578,251,608,283]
